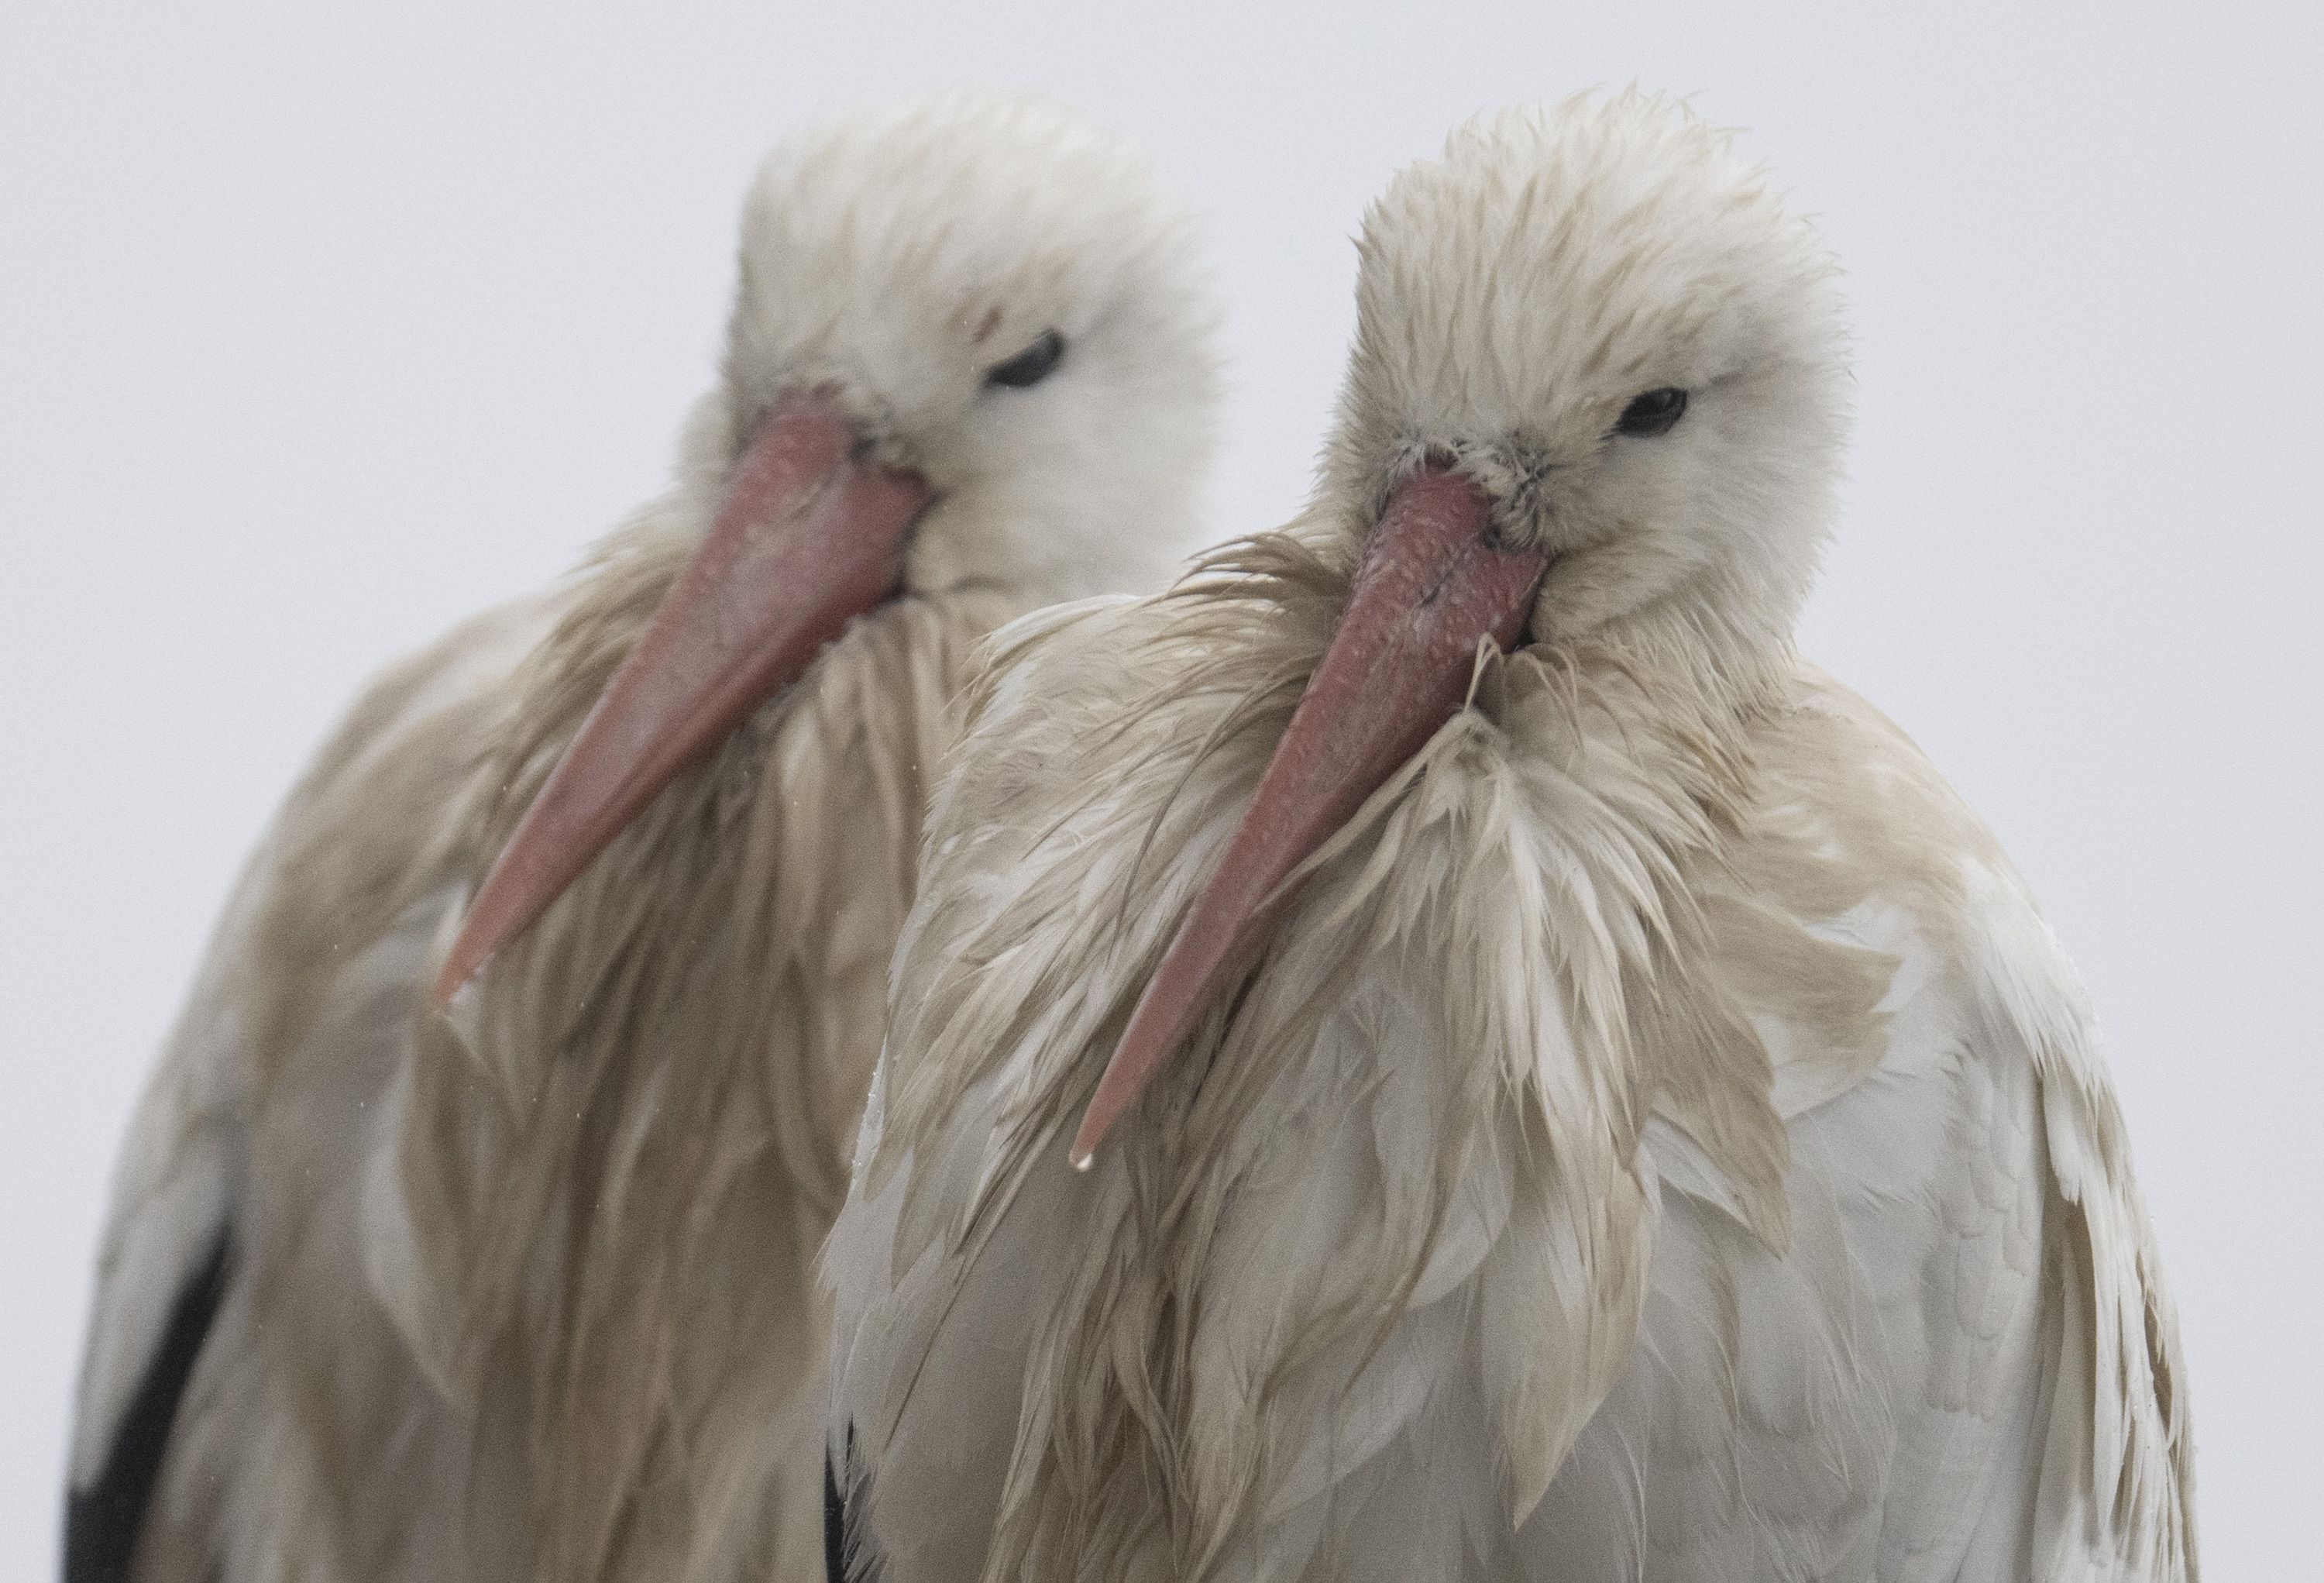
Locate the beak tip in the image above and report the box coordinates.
[430,939,485,1012]
[1067,1105,1109,1172]
[1069,1032,1149,1174]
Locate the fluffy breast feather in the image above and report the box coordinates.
[87,497,1016,1583]
[830,536,2192,1581]
[838,529,1820,1575]
[365,552,1007,1583]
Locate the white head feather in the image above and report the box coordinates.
[1327,92,1848,660]
[696,90,1222,607]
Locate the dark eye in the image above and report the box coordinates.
[984,329,1066,389]
[1614,387,1688,438]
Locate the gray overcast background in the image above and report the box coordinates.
[5,2,2317,1573]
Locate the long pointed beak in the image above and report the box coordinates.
[432,394,931,1005]
[1069,468,1546,1168]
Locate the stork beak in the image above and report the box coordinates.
[431,393,932,1005]
[1069,467,1546,1168]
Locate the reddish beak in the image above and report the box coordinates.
[1069,468,1546,1168]
[431,394,931,1005]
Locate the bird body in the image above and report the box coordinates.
[68,92,1217,1583]
[825,96,2192,1582]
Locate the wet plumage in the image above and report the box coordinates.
[824,94,2193,1581]
[66,91,1218,1583]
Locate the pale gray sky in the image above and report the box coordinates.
[5,2,2318,1573]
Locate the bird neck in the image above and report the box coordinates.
[387,514,1009,1571]
[861,521,1815,1564]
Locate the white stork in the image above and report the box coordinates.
[65,91,1218,1583]
[824,92,2195,1581]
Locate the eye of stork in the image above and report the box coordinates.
[1613,387,1688,438]
[984,329,1067,389]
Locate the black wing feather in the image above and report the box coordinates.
[63,1230,232,1583]
[825,1421,885,1583]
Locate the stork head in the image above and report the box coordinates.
[1074,91,1846,1164]
[1323,91,1847,645]
[712,91,1220,605]
[436,92,1218,1002]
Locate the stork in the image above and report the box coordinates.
[65,91,1218,1583]
[824,93,2196,1581]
